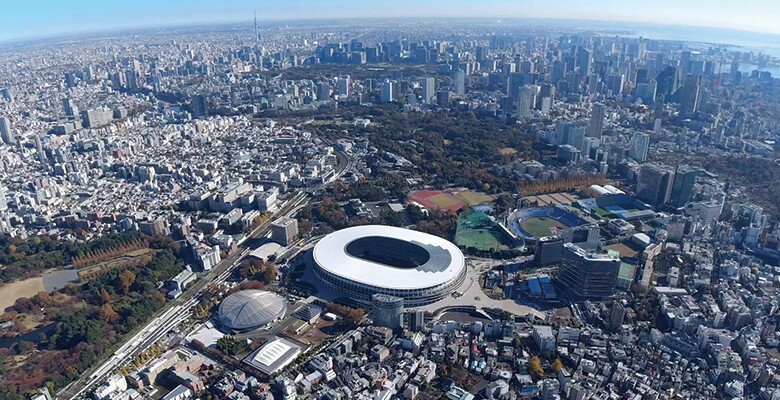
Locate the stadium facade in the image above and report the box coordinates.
[312,225,467,307]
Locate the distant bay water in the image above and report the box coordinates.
[625,23,780,76]
[519,19,780,76]
[523,19,780,58]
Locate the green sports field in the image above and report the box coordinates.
[520,217,564,238]
[455,211,515,251]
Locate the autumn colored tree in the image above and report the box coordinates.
[551,358,563,372]
[262,265,277,283]
[100,304,119,321]
[346,308,365,325]
[117,270,136,294]
[528,356,544,379]
[34,291,52,306]
[238,280,265,290]
[100,288,111,304]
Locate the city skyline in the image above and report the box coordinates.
[1,5,780,399]
[3,0,780,44]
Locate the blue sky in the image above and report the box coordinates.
[1,0,779,43]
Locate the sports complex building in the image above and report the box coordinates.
[574,194,655,221]
[507,206,590,243]
[312,225,467,307]
[217,290,288,333]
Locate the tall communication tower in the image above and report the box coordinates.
[254,10,260,47]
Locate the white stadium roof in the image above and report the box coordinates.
[312,225,466,291]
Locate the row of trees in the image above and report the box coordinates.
[518,174,608,197]
[326,303,365,325]
[71,237,149,269]
[2,235,186,393]
[0,231,145,284]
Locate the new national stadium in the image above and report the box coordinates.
[312,225,467,307]
[507,206,589,242]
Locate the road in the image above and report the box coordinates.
[57,192,310,400]
[57,146,355,400]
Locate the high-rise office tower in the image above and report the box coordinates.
[475,46,488,63]
[33,134,46,163]
[636,68,649,84]
[124,69,139,90]
[656,66,679,97]
[576,47,592,75]
[109,71,126,89]
[192,94,209,117]
[566,125,586,150]
[730,60,740,82]
[0,184,7,212]
[606,144,625,167]
[534,236,564,266]
[436,91,450,107]
[588,103,606,138]
[83,65,94,82]
[517,85,536,119]
[689,60,705,75]
[636,80,657,104]
[582,137,600,160]
[680,74,701,118]
[337,76,350,96]
[316,81,330,100]
[454,70,465,96]
[420,77,435,104]
[669,165,698,208]
[62,98,78,120]
[519,60,534,74]
[636,163,676,206]
[610,301,626,331]
[380,80,396,102]
[537,84,555,108]
[0,117,14,145]
[555,121,575,145]
[680,50,692,75]
[629,132,650,162]
[64,72,77,87]
[606,74,625,96]
[551,60,567,81]
[557,243,620,299]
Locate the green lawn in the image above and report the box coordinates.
[520,217,564,237]
[456,211,515,251]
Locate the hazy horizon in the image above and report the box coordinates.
[3,0,780,45]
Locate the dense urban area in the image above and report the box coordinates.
[0,17,780,400]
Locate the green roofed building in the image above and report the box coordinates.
[617,263,637,291]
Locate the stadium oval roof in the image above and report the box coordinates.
[218,290,287,332]
[312,225,466,291]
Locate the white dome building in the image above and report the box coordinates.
[218,290,287,332]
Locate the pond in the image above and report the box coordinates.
[0,323,57,348]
